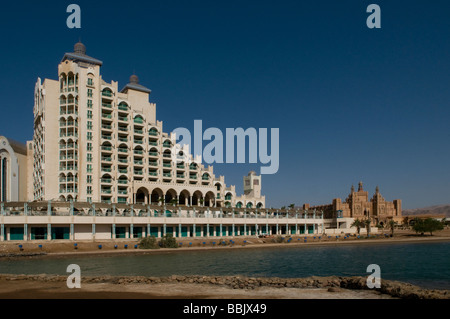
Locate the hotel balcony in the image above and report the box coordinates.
[148,141,158,147]
[118,116,128,123]
[117,197,127,204]
[101,178,112,184]
[118,137,128,143]
[101,166,112,173]
[101,102,112,109]
[189,174,197,180]
[162,142,172,148]
[134,149,144,156]
[149,161,158,167]
[101,134,113,141]
[162,162,171,168]
[118,168,128,175]
[118,147,128,154]
[148,151,158,158]
[148,129,158,137]
[118,178,128,185]
[117,158,128,166]
[133,139,143,145]
[134,160,144,166]
[118,103,129,112]
[102,113,113,120]
[134,170,144,176]
[148,171,158,177]
[134,118,144,125]
[118,190,128,196]
[118,126,128,134]
[101,145,113,153]
[102,124,113,131]
[134,129,144,136]
[101,156,112,163]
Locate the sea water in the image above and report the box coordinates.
[0,241,449,289]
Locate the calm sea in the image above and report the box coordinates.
[1,241,449,289]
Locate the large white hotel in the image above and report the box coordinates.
[0,42,354,241]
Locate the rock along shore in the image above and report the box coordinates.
[0,274,448,299]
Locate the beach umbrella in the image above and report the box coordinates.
[124,244,128,249]
[98,244,102,249]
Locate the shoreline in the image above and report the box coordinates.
[1,233,450,259]
[0,273,448,299]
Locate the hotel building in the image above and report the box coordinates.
[30,41,264,209]
[0,42,399,241]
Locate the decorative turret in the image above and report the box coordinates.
[74,41,86,55]
[358,181,364,192]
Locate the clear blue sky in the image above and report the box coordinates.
[0,0,449,209]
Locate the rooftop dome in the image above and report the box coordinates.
[129,74,139,84]
[74,41,86,55]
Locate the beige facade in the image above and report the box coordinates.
[305,182,402,226]
[25,42,265,208]
[0,136,28,202]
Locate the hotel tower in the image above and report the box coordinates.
[28,42,265,209]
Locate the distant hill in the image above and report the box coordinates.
[402,204,450,218]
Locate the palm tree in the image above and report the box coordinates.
[288,204,295,210]
[388,220,398,237]
[351,219,364,235]
[365,219,372,237]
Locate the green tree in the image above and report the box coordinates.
[160,233,178,248]
[138,236,159,249]
[288,204,295,209]
[351,219,364,235]
[364,219,372,237]
[388,220,398,237]
[413,218,444,236]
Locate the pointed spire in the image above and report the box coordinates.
[358,181,363,191]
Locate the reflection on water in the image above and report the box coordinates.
[1,242,449,289]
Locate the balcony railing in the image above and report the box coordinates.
[148,131,158,136]
[118,104,128,111]
[149,172,158,176]
[118,180,128,184]
[148,151,158,156]
[149,161,157,166]
[118,116,128,121]
[102,91,113,97]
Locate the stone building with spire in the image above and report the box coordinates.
[304,181,402,226]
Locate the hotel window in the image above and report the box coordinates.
[87,153,92,162]
[87,143,92,151]
[87,121,93,130]
[87,164,92,173]
[87,196,92,203]
[87,175,92,184]
[87,99,93,108]
[87,78,93,86]
[87,89,93,98]
[87,186,92,194]
[87,110,93,119]
[87,132,92,141]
